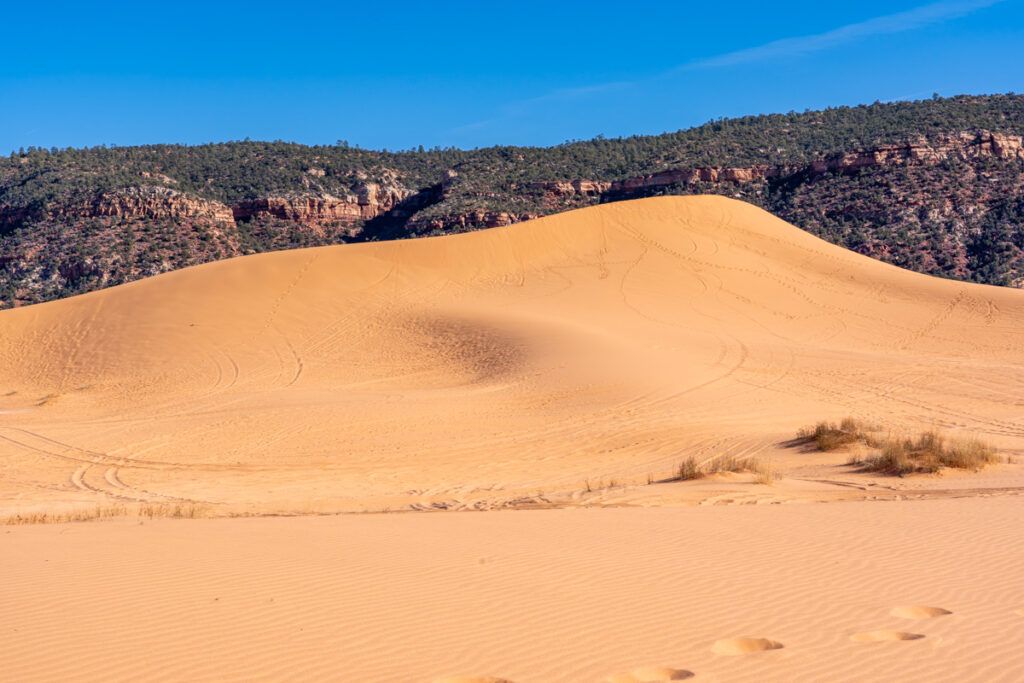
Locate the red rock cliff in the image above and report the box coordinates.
[530,130,1024,200]
[52,186,236,223]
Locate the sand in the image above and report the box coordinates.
[2,499,1023,681]
[1,195,1023,680]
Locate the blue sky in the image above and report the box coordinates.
[1,0,1021,153]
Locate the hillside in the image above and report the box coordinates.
[2,93,1024,307]
[1,196,1021,517]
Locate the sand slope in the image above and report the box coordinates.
[2,499,1023,682]
[1,195,1023,515]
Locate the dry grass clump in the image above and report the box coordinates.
[676,454,774,483]
[796,417,1001,476]
[3,502,210,525]
[677,457,703,481]
[796,417,876,451]
[848,430,999,476]
[751,459,776,485]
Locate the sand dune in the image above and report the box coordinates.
[1,194,1022,516]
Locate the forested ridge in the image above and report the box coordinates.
[2,93,1023,306]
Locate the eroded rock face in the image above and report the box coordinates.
[54,186,236,224]
[232,177,412,226]
[531,166,780,198]
[17,130,1020,236]
[810,131,1024,173]
[612,166,779,193]
[531,130,1024,200]
[231,193,365,224]
[528,179,612,196]
[987,131,1024,159]
[22,173,416,230]
[408,210,539,233]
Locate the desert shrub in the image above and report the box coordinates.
[854,439,932,475]
[936,436,999,469]
[796,417,874,451]
[848,431,999,475]
[677,456,702,481]
[675,454,772,482]
[751,459,776,485]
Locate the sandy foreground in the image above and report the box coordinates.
[2,499,1023,682]
[1,196,1023,681]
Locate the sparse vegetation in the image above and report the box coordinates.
[677,457,703,481]
[795,419,1000,476]
[675,454,773,482]
[848,432,999,475]
[796,417,876,451]
[583,477,621,492]
[2,502,210,525]
[752,459,776,485]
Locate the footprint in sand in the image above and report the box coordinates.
[851,630,925,643]
[711,637,784,655]
[605,666,694,682]
[432,677,514,683]
[890,605,952,619]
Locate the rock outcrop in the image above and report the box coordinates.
[11,130,1019,239]
[527,179,613,197]
[50,186,236,224]
[530,130,1024,201]
[808,131,1024,173]
[3,177,415,233]
[232,175,412,226]
[408,210,539,234]
[231,193,365,225]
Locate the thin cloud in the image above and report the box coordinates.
[450,81,631,136]
[449,0,1006,137]
[685,0,1007,69]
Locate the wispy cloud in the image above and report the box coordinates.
[685,0,1007,69]
[449,0,1006,137]
[450,81,631,135]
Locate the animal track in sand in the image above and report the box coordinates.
[711,637,784,655]
[851,630,925,643]
[890,605,952,619]
[605,666,694,682]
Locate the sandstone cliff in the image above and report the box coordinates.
[527,130,1024,202]
[8,130,1019,240]
[232,173,411,227]
[68,186,236,223]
